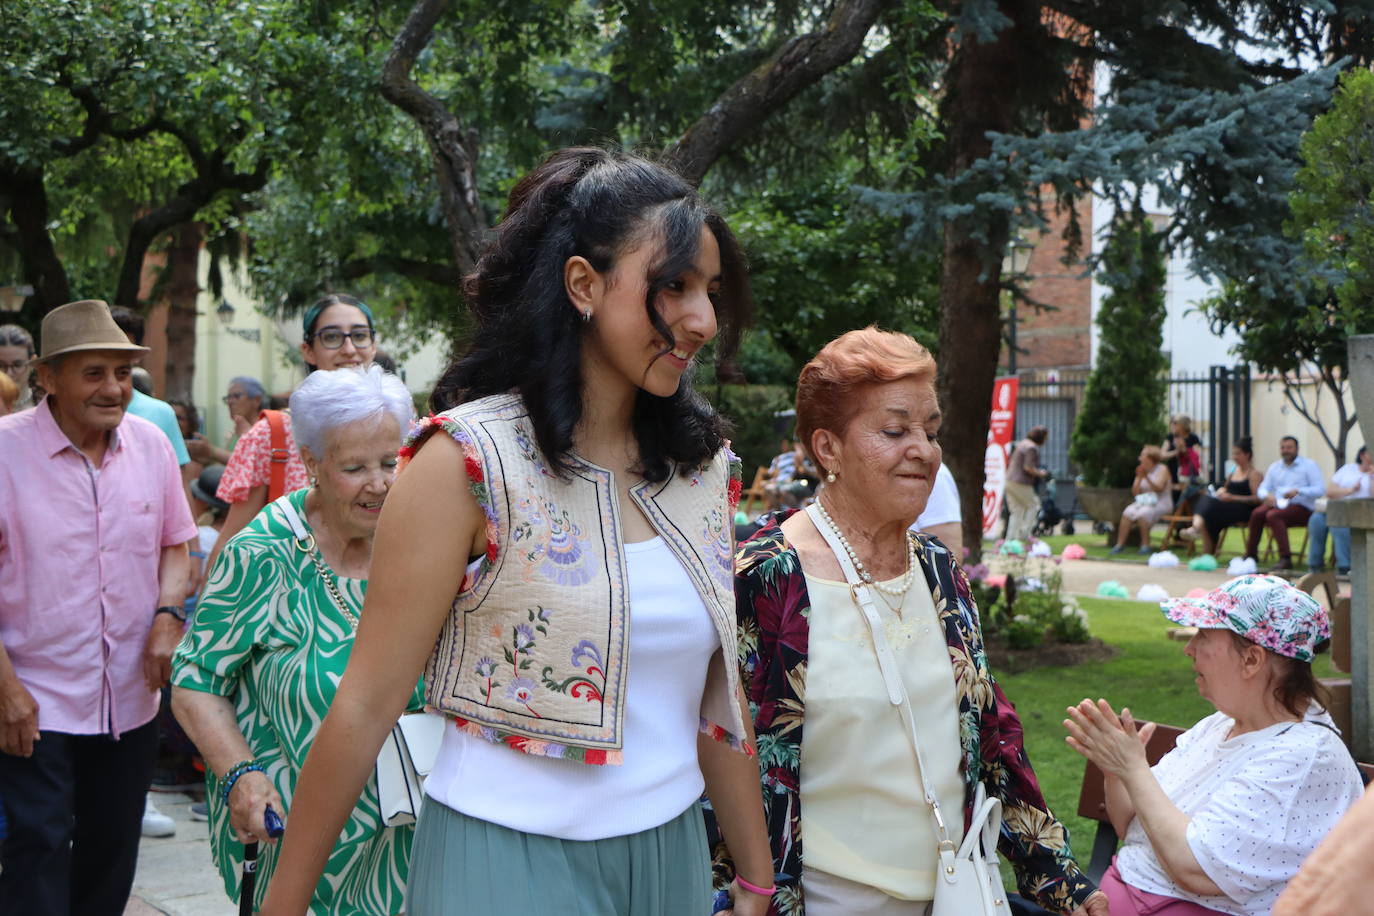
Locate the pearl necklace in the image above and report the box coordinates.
[814,496,918,599]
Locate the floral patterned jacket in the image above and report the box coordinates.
[708,511,1096,915]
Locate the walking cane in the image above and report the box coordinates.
[240,804,285,916]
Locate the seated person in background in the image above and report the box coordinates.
[912,463,962,560]
[1065,574,1362,916]
[1245,435,1324,571]
[762,436,797,511]
[1162,415,1204,482]
[1307,445,1372,576]
[1181,437,1263,556]
[1111,445,1173,555]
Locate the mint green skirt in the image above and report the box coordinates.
[405,800,711,915]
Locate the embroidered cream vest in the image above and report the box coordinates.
[400,393,749,765]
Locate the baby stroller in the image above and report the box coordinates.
[1032,477,1068,537]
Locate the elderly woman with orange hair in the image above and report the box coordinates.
[710,326,1105,916]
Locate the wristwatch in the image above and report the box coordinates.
[154,604,188,623]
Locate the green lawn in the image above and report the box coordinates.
[992,596,1341,866]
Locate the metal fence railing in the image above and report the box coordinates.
[1015,365,1251,484]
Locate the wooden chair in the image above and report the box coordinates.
[1159,490,1196,551]
[1180,525,1230,559]
[739,466,769,516]
[1261,524,1310,566]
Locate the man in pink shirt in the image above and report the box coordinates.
[0,300,196,916]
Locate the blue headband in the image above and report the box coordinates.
[302,297,375,339]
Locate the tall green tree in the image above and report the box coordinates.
[1203,66,1374,464]
[1,0,940,401]
[0,1,385,397]
[866,0,1373,558]
[1070,207,1168,487]
[236,0,948,383]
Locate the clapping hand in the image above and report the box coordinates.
[1064,698,1156,779]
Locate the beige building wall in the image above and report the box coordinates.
[1249,374,1363,482]
[190,253,452,446]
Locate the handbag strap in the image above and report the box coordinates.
[278,496,359,630]
[804,503,955,849]
[261,409,289,503]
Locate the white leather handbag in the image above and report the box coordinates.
[376,712,445,827]
[931,783,1009,916]
[806,504,1009,916]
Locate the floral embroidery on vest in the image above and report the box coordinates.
[401,415,500,586]
[542,638,606,703]
[516,495,592,586]
[404,393,749,766]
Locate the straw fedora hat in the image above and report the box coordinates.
[36,299,149,364]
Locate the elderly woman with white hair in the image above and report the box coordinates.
[171,366,421,915]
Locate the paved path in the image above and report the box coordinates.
[126,792,234,916]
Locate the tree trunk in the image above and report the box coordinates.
[936,1,1033,563]
[114,155,268,309]
[162,223,203,403]
[381,0,486,277]
[379,0,886,291]
[662,0,889,185]
[0,165,72,315]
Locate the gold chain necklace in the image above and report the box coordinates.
[294,533,359,630]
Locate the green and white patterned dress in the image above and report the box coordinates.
[172,489,424,915]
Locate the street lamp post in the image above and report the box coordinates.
[1003,239,1034,375]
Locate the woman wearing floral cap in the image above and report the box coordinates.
[1063,574,1363,916]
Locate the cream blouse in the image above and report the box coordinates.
[799,572,965,900]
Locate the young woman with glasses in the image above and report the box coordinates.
[200,295,380,583]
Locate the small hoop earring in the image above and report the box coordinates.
[581,310,592,323]
[825,471,837,484]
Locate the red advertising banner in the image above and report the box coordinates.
[982,376,1019,537]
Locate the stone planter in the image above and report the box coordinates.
[1076,485,1137,546]
[1350,335,1374,448]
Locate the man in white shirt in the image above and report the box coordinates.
[1307,446,1371,575]
[762,438,796,511]
[1245,436,1325,570]
[911,464,962,560]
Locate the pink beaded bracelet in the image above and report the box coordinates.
[736,876,778,897]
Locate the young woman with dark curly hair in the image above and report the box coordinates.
[259,148,773,916]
